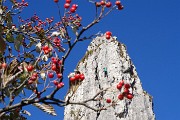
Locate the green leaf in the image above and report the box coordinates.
[16,34,24,40]
[0,35,6,54]
[6,32,14,42]
[6,13,13,28]
[19,73,28,81]
[14,34,23,51]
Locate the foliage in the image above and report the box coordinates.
[0,0,131,119]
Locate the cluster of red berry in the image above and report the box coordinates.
[115,1,124,10]
[51,57,64,88]
[45,17,54,24]
[54,0,78,13]
[16,0,28,7]
[28,72,38,84]
[96,0,111,8]
[53,37,63,49]
[42,45,53,55]
[117,80,133,100]
[37,17,53,27]
[64,13,82,27]
[26,65,36,84]
[51,57,62,75]
[95,0,124,10]
[64,0,78,13]
[53,80,64,89]
[106,80,134,104]
[19,15,54,30]
[48,60,62,84]
[69,72,85,83]
[105,31,112,39]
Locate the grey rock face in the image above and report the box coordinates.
[64,35,155,120]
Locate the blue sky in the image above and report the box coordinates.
[7,0,180,120]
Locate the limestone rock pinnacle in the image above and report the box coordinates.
[64,35,155,120]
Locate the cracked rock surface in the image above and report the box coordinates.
[64,35,155,120]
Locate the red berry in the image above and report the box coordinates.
[58,60,62,65]
[48,48,52,52]
[106,2,112,8]
[106,98,111,103]
[51,57,58,63]
[79,74,85,81]
[123,88,129,94]
[70,7,76,13]
[48,72,54,78]
[57,84,61,89]
[96,2,101,7]
[106,31,112,36]
[57,82,64,89]
[54,0,59,3]
[74,74,80,80]
[53,80,58,85]
[2,63,7,69]
[30,76,37,81]
[69,76,76,82]
[27,65,33,71]
[119,80,124,86]
[44,50,49,54]
[126,93,133,100]
[32,72,38,77]
[115,1,121,6]
[106,35,111,39]
[100,0,105,5]
[117,84,122,89]
[42,45,49,50]
[56,43,61,47]
[59,82,64,87]
[57,73,62,78]
[28,80,33,84]
[64,3,70,9]
[51,65,56,71]
[118,5,124,10]
[24,3,28,6]
[118,94,124,100]
[56,64,60,69]
[72,4,78,9]
[66,0,71,3]
[124,83,130,89]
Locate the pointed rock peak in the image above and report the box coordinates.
[64,35,155,120]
